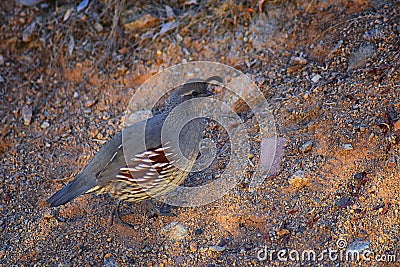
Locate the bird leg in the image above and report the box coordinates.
[110,200,135,228]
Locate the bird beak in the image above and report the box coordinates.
[205,89,214,96]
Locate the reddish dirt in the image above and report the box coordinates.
[1,0,399,266]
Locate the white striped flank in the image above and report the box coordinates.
[107,141,193,202]
[155,146,170,152]
[141,158,154,163]
[152,162,169,168]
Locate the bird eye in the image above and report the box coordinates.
[191,90,199,96]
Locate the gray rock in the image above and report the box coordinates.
[160,222,188,241]
[348,43,376,70]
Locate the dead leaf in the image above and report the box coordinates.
[152,21,179,40]
[16,0,44,6]
[165,5,175,18]
[63,8,72,22]
[123,14,160,31]
[77,0,89,12]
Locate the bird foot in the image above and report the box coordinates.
[110,201,135,228]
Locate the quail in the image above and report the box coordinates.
[47,76,222,226]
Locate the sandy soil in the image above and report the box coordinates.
[1,0,399,266]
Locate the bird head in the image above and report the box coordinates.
[167,76,223,108]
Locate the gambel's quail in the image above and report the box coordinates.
[47,76,222,226]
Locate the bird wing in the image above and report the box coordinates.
[90,141,191,201]
[88,114,191,201]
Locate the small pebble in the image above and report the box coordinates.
[94,22,103,32]
[387,159,396,168]
[209,245,226,252]
[244,243,253,250]
[22,21,36,43]
[353,172,366,180]
[43,211,53,220]
[84,99,96,108]
[255,76,265,85]
[194,228,203,235]
[276,229,290,237]
[142,245,152,253]
[342,143,353,150]
[393,120,400,131]
[299,140,313,153]
[311,74,322,83]
[290,56,308,65]
[189,242,197,252]
[41,121,50,129]
[22,106,32,125]
[357,124,368,132]
[288,170,308,189]
[336,197,353,208]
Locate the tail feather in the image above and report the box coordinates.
[47,173,97,207]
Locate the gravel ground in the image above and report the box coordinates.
[1,0,399,266]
